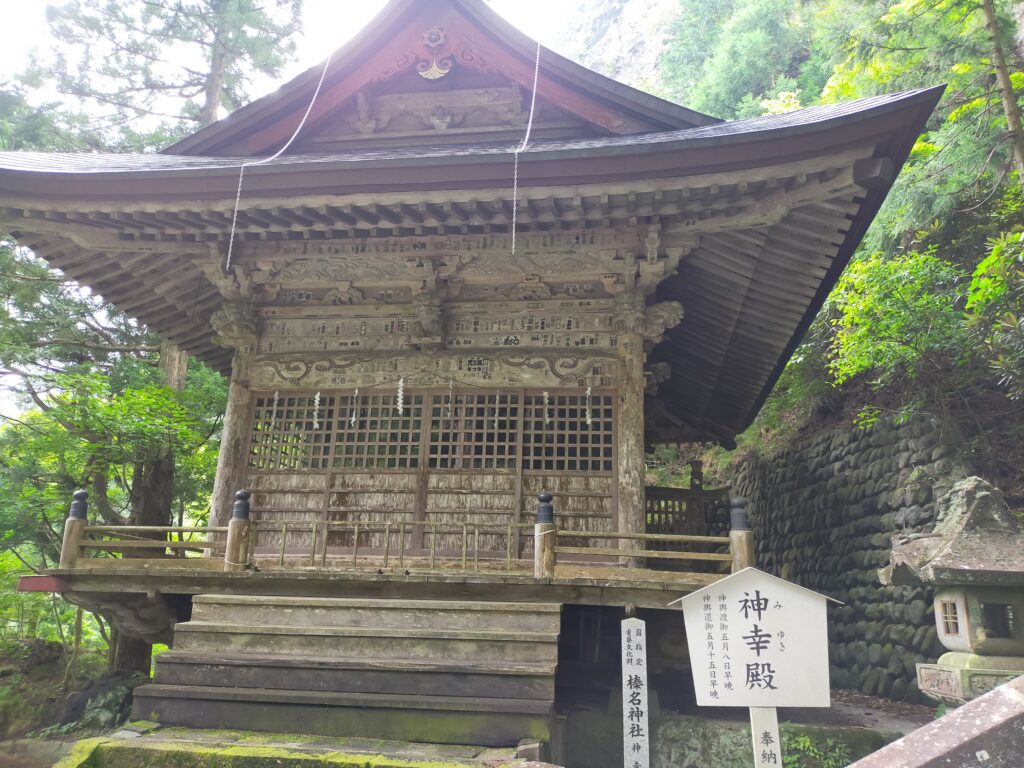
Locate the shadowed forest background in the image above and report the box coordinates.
[0,0,1022,736]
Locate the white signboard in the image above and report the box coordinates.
[678,568,833,708]
[621,617,649,768]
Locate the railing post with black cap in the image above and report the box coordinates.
[224,490,251,572]
[729,496,755,572]
[534,491,556,579]
[59,490,88,570]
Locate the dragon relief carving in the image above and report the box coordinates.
[210,302,260,350]
[251,352,619,389]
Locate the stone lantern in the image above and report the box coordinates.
[881,477,1024,704]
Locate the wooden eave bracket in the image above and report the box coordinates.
[853,157,896,190]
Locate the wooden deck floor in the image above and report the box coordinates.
[22,556,727,612]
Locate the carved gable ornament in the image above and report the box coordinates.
[417,27,452,80]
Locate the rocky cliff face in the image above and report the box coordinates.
[561,0,679,94]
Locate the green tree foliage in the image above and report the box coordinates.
[827,250,970,386]
[659,0,831,118]
[0,240,226,560]
[653,0,1024,498]
[821,0,1024,250]
[0,0,307,558]
[0,0,307,668]
[0,83,99,151]
[23,0,303,148]
[968,230,1024,399]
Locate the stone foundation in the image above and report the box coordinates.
[726,417,971,701]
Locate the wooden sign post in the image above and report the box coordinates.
[676,568,838,766]
[621,617,650,768]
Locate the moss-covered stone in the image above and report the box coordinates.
[565,710,900,768]
[53,737,527,768]
[52,737,112,768]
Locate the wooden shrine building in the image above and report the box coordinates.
[5,0,940,755]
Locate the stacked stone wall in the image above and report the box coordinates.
[729,416,966,701]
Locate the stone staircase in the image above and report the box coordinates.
[133,595,562,747]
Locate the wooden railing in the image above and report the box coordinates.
[63,525,229,570]
[553,530,733,565]
[56,488,755,579]
[644,484,729,537]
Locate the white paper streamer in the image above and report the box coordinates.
[396,378,405,415]
[350,388,359,427]
[269,390,279,431]
[312,391,321,430]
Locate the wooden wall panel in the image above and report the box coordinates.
[245,387,617,559]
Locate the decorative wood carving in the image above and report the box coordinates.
[645,361,672,395]
[343,85,531,136]
[642,301,684,346]
[250,351,620,390]
[611,291,683,346]
[63,591,176,644]
[256,298,621,355]
[613,291,645,334]
[417,27,453,80]
[210,302,260,351]
[410,289,444,348]
[506,274,553,300]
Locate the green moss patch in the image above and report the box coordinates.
[52,736,522,768]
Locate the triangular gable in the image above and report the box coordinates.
[165,0,718,157]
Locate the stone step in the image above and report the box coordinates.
[173,621,559,664]
[190,595,561,633]
[154,651,556,700]
[132,684,555,747]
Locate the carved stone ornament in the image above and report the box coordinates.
[418,27,452,80]
[642,301,684,345]
[210,302,260,350]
